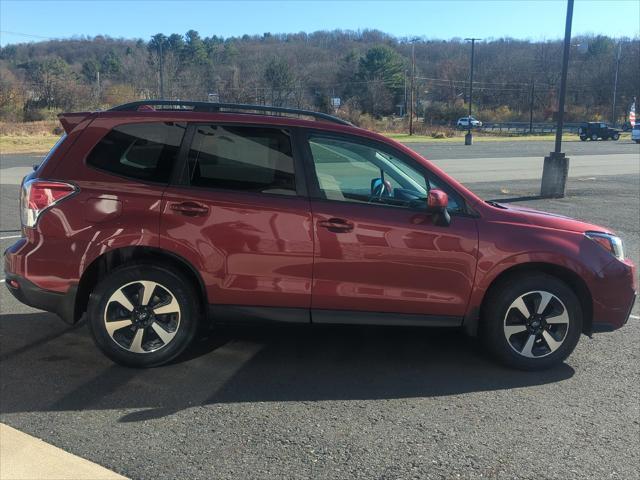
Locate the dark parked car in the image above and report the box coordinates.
[578,122,621,141]
[4,101,636,370]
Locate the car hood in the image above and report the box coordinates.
[493,203,611,234]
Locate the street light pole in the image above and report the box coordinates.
[611,41,622,127]
[158,39,165,99]
[409,42,415,135]
[464,38,480,145]
[529,80,535,134]
[540,0,574,198]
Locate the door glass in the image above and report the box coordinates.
[309,135,461,212]
[309,135,426,207]
[187,125,296,195]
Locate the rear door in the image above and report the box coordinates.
[302,132,478,324]
[160,124,313,320]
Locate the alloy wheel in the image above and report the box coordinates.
[503,291,569,358]
[104,280,181,353]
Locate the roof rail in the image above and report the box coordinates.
[109,100,352,126]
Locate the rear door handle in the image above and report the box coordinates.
[169,201,209,217]
[318,217,354,232]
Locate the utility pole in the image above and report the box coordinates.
[96,70,101,103]
[409,43,415,135]
[529,80,535,134]
[403,69,407,117]
[158,40,165,99]
[464,38,481,145]
[540,0,574,198]
[611,41,622,126]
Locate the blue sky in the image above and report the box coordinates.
[1,0,639,46]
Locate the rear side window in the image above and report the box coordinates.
[87,122,186,182]
[186,125,296,195]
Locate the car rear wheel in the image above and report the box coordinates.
[481,274,582,370]
[579,135,587,141]
[590,133,598,141]
[87,263,200,368]
[612,133,620,140]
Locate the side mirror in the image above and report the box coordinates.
[427,189,451,227]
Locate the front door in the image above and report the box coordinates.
[304,133,478,323]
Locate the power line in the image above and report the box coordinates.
[0,30,53,40]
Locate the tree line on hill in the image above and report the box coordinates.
[0,29,638,126]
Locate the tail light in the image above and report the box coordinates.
[20,179,77,228]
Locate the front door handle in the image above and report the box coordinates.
[169,201,209,217]
[318,217,354,232]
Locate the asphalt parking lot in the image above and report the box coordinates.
[1,140,639,479]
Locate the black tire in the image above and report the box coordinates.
[612,133,620,141]
[481,273,582,370]
[579,135,587,141]
[635,140,640,144]
[87,262,200,368]
[591,133,598,141]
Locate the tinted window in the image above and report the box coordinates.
[187,125,296,195]
[87,122,185,182]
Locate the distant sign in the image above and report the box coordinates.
[208,93,220,103]
[331,97,341,108]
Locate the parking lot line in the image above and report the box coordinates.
[0,423,127,480]
[0,235,21,240]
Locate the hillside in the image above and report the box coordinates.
[0,30,638,125]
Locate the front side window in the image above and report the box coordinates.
[186,125,296,195]
[87,122,185,182]
[308,135,461,212]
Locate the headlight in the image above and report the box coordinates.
[585,231,624,260]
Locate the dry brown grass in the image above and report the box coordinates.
[0,121,62,136]
[0,121,63,154]
[0,135,60,154]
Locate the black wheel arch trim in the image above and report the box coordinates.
[76,246,208,324]
[465,262,594,337]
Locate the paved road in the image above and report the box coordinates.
[1,143,639,479]
[409,138,640,160]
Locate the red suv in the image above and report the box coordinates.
[4,101,636,369]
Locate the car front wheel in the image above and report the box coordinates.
[87,263,200,368]
[481,274,582,370]
[591,133,598,141]
[612,133,620,140]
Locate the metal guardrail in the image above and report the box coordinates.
[476,122,584,134]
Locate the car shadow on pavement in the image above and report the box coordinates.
[0,313,574,422]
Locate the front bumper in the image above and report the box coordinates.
[588,258,637,334]
[592,293,636,333]
[4,273,78,324]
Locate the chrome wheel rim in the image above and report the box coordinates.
[503,291,569,358]
[104,280,181,354]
